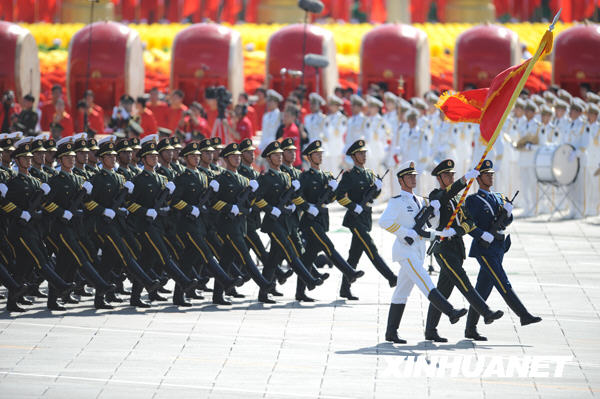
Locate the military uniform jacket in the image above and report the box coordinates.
[171,161,185,176]
[254,168,307,233]
[73,165,92,181]
[42,170,87,227]
[85,164,100,176]
[379,190,434,263]
[465,189,513,258]
[171,167,210,235]
[429,178,476,259]
[2,172,43,224]
[335,166,380,231]
[0,164,16,180]
[280,163,303,226]
[29,166,50,183]
[299,167,335,231]
[156,163,177,182]
[238,162,261,228]
[85,168,127,221]
[126,168,168,230]
[43,165,58,178]
[210,169,253,236]
[117,164,137,181]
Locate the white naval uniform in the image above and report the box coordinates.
[304,111,326,145]
[516,117,541,215]
[364,113,390,174]
[322,111,347,173]
[586,121,600,216]
[259,108,281,151]
[344,112,367,166]
[553,115,571,144]
[397,124,431,194]
[379,190,438,304]
[570,119,600,217]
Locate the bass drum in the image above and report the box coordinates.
[535,143,579,185]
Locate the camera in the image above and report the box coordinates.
[206,86,232,119]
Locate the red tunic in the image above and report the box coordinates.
[140,108,158,137]
[166,104,188,133]
[55,112,74,138]
[205,107,219,136]
[253,101,266,130]
[40,101,56,131]
[147,100,169,128]
[88,104,105,134]
[281,123,302,167]
[236,116,254,141]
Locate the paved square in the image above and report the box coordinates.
[1,206,599,398]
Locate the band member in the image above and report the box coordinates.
[464,160,542,340]
[379,161,466,344]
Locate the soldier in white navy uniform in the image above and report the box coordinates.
[379,161,467,344]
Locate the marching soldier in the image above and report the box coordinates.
[363,96,390,174]
[43,138,58,177]
[210,142,273,305]
[170,136,185,175]
[116,138,138,181]
[259,89,283,152]
[86,138,101,175]
[464,160,542,340]
[322,95,347,173]
[424,160,504,342]
[379,161,466,344]
[304,93,326,145]
[335,140,394,300]
[72,133,93,180]
[0,132,21,178]
[253,140,323,303]
[344,95,367,166]
[210,137,227,174]
[126,136,199,306]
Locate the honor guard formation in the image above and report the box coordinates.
[4,81,599,343]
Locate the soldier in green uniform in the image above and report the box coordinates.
[115,138,138,181]
[3,138,75,311]
[210,142,273,304]
[86,136,160,308]
[156,137,178,181]
[29,135,50,183]
[170,136,185,175]
[126,137,199,306]
[0,132,20,179]
[253,141,323,303]
[424,160,504,342]
[170,141,243,306]
[210,137,226,174]
[72,133,93,180]
[43,138,58,177]
[42,137,116,309]
[129,137,143,174]
[335,139,396,300]
[85,138,100,175]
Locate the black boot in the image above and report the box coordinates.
[206,257,244,292]
[385,303,407,344]
[47,286,67,311]
[148,291,168,301]
[373,254,397,287]
[461,287,504,325]
[94,293,114,309]
[258,288,276,304]
[424,303,447,342]
[295,293,315,302]
[465,307,487,341]
[329,251,364,283]
[39,261,76,298]
[427,289,467,324]
[80,261,116,295]
[339,260,359,300]
[289,257,322,291]
[0,263,29,299]
[162,259,199,293]
[502,287,542,326]
[225,287,245,298]
[126,257,161,293]
[314,254,333,268]
[105,291,124,303]
[7,292,26,312]
[28,284,47,298]
[173,284,192,307]
[269,288,283,297]
[275,266,293,285]
[212,281,231,305]
[129,281,151,308]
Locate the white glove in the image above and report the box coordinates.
[270,207,281,218]
[503,202,513,215]
[430,200,441,211]
[328,179,338,190]
[160,207,170,212]
[404,228,418,240]
[374,179,383,190]
[354,204,363,214]
[62,210,73,221]
[191,206,200,217]
[285,203,296,213]
[0,183,7,198]
[165,181,175,194]
[464,169,480,180]
[438,228,456,238]
[291,180,300,191]
[82,181,93,195]
[481,231,494,243]
[146,208,157,220]
[20,210,31,222]
[308,205,319,217]
[230,204,240,216]
[118,207,128,215]
[249,179,259,192]
[41,183,51,195]
[124,181,134,194]
[209,180,220,192]
[103,208,116,219]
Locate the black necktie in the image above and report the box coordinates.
[413,195,420,209]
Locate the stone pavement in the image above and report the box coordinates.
[1,206,599,398]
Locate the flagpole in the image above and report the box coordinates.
[440,10,561,235]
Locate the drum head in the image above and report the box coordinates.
[553,144,579,185]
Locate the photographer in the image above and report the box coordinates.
[224,104,253,142]
[1,91,21,133]
[177,102,210,141]
[17,94,38,136]
[109,94,134,133]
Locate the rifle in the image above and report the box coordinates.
[359,169,390,208]
[148,187,170,221]
[479,191,519,248]
[405,190,443,245]
[275,184,297,216]
[20,188,50,225]
[235,185,253,217]
[306,169,343,220]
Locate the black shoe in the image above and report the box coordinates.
[17,296,33,305]
[225,288,245,298]
[7,301,26,312]
[347,270,365,284]
[520,315,542,326]
[295,293,315,302]
[258,292,276,304]
[427,289,467,324]
[483,310,504,324]
[94,298,115,310]
[174,298,193,307]
[62,294,79,304]
[75,286,94,297]
[212,298,232,305]
[277,269,293,285]
[117,286,132,296]
[105,292,124,303]
[318,272,330,281]
[449,308,468,324]
[158,286,172,294]
[149,291,168,302]
[340,291,359,300]
[187,290,204,300]
[130,298,151,308]
[385,331,407,344]
[425,330,448,343]
[465,328,487,341]
[270,289,283,297]
[48,302,67,311]
[29,286,47,298]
